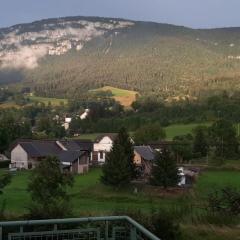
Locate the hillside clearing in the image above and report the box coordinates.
[91,86,138,107]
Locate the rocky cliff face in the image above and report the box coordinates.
[0,17,134,69]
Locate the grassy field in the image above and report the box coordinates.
[91,86,138,107]
[1,168,240,216]
[1,168,239,239]
[0,96,68,109]
[165,123,211,140]
[75,123,212,141]
[28,95,68,106]
[0,102,20,109]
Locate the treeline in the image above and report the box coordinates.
[69,91,240,133]
[2,90,240,154]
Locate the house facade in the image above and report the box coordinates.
[59,150,89,174]
[10,139,93,174]
[92,134,117,164]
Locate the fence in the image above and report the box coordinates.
[0,216,160,240]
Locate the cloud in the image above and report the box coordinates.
[0,45,49,69]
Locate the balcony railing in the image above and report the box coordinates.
[0,216,160,240]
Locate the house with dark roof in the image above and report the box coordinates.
[58,150,89,174]
[134,146,156,177]
[10,139,93,174]
[92,134,117,164]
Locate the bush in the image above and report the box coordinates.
[207,186,240,216]
[0,160,10,169]
[113,209,182,240]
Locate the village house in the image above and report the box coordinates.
[10,139,93,174]
[134,146,156,177]
[92,134,117,164]
[133,145,197,186]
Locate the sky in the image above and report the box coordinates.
[0,0,240,29]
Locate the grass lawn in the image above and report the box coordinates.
[1,169,178,216]
[195,170,240,197]
[1,168,240,239]
[0,96,68,109]
[76,122,212,141]
[28,95,68,106]
[1,168,240,216]
[165,123,211,140]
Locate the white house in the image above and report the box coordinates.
[80,109,90,120]
[178,167,197,187]
[92,134,117,164]
[63,117,72,130]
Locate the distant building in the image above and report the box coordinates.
[134,146,155,177]
[92,134,117,164]
[63,117,72,130]
[10,139,93,174]
[80,109,90,120]
[178,167,198,187]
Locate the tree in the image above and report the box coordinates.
[101,128,134,187]
[192,126,209,157]
[115,127,135,178]
[209,119,238,158]
[150,149,180,189]
[0,113,32,152]
[134,123,166,145]
[172,134,193,163]
[36,117,65,138]
[207,187,240,216]
[28,156,74,219]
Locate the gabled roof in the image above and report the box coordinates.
[18,140,62,157]
[95,134,117,143]
[73,139,93,151]
[11,139,93,166]
[58,140,81,151]
[134,146,155,161]
[58,151,85,163]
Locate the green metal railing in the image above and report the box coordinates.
[0,216,161,240]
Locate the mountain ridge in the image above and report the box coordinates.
[1,16,240,100]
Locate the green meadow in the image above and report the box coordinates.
[28,95,68,106]
[1,168,240,216]
[1,167,240,239]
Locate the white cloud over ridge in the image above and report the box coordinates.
[0,20,134,69]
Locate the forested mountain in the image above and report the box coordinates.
[1,16,240,100]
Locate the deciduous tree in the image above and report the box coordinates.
[28,156,74,219]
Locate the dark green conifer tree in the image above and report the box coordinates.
[150,149,180,189]
[101,128,135,187]
[115,127,136,178]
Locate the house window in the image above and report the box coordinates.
[99,151,104,159]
